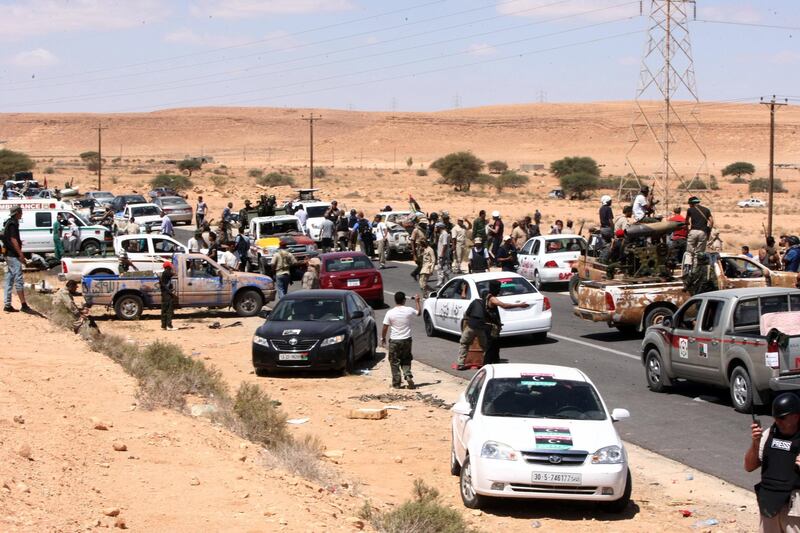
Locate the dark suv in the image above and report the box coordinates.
[110,194,147,214]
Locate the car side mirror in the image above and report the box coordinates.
[661,316,673,329]
[611,408,630,422]
[351,310,364,319]
[452,401,473,417]
[429,291,438,298]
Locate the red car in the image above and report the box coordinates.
[319,252,384,307]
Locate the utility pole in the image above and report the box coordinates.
[761,95,788,238]
[360,148,363,169]
[301,113,322,188]
[93,124,107,191]
[331,145,335,169]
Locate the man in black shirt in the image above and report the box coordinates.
[599,195,614,228]
[3,206,30,313]
[685,196,713,269]
[495,236,517,272]
[159,261,176,331]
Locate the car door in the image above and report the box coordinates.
[669,298,705,378]
[717,257,767,289]
[346,294,365,354]
[120,236,151,270]
[180,257,232,307]
[434,279,464,334]
[453,369,486,462]
[517,238,535,278]
[152,236,185,265]
[31,211,54,252]
[530,239,543,272]
[694,299,726,383]
[354,294,374,354]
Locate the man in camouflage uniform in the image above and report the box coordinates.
[52,279,91,334]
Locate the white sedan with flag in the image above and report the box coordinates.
[422,272,551,341]
[450,363,632,512]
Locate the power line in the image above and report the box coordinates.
[5,1,637,108]
[694,19,800,31]
[0,0,450,88]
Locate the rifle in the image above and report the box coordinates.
[762,222,769,240]
[577,219,585,237]
[645,180,659,216]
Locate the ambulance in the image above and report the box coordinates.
[0,199,112,257]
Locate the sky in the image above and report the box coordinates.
[0,0,798,113]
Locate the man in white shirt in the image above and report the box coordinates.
[319,217,335,252]
[632,185,649,222]
[126,216,140,235]
[217,244,239,270]
[381,291,421,389]
[187,232,201,253]
[295,205,308,232]
[372,214,389,269]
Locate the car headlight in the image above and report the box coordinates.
[320,334,345,347]
[592,445,624,464]
[480,441,518,461]
[253,335,270,347]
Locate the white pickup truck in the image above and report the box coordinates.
[59,234,187,278]
[113,203,164,234]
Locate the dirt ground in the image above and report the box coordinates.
[0,292,760,532]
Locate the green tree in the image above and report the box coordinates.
[150,173,193,191]
[79,150,101,172]
[430,151,484,192]
[559,172,599,199]
[721,161,755,180]
[177,158,203,176]
[0,149,35,179]
[550,156,599,178]
[494,170,529,192]
[487,160,508,174]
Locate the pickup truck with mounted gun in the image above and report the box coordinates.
[82,253,275,320]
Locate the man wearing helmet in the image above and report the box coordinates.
[599,195,614,228]
[745,393,800,531]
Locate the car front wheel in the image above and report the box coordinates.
[645,348,667,393]
[459,456,486,509]
[423,311,436,337]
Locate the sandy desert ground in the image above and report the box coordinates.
[3,101,800,250]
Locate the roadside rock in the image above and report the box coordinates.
[13,415,25,424]
[112,441,128,452]
[346,408,387,420]
[323,450,344,459]
[115,517,127,529]
[190,477,200,486]
[16,482,30,493]
[190,404,218,418]
[16,443,32,460]
[91,417,110,431]
[347,517,365,529]
[103,507,121,517]
[393,456,403,464]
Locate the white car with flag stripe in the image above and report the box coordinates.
[516,234,587,290]
[450,363,632,511]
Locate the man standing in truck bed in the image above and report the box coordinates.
[685,196,713,270]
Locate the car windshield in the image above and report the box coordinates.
[160,198,187,206]
[325,256,373,272]
[545,238,585,254]
[306,206,329,218]
[125,195,146,203]
[258,220,299,235]
[92,192,114,199]
[131,206,161,217]
[476,277,536,296]
[481,377,606,421]
[270,298,345,321]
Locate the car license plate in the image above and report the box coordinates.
[531,472,582,485]
[347,279,360,287]
[278,353,308,361]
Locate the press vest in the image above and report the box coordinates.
[756,425,800,518]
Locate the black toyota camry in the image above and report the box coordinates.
[252,289,377,375]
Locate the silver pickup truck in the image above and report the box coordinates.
[641,287,800,413]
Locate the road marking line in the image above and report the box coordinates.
[548,333,640,362]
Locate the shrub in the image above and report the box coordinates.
[598,176,639,189]
[313,167,327,179]
[212,168,227,175]
[263,434,333,484]
[559,172,599,199]
[487,160,508,174]
[256,172,295,187]
[362,479,479,533]
[43,167,55,174]
[210,175,228,188]
[177,158,203,176]
[248,168,264,179]
[0,149,35,178]
[406,156,413,168]
[681,177,707,190]
[550,156,599,178]
[731,176,748,184]
[111,157,122,164]
[710,175,720,190]
[131,168,150,175]
[750,177,787,193]
[494,170,529,192]
[234,382,290,447]
[150,173,193,191]
[430,151,484,192]
[416,169,428,177]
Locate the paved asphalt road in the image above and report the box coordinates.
[174,226,759,490]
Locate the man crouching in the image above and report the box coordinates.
[52,279,93,334]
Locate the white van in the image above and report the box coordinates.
[0,199,112,256]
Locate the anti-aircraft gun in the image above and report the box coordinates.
[605,220,685,279]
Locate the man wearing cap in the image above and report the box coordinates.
[435,222,451,288]
[468,238,490,274]
[451,218,468,274]
[3,205,30,313]
[745,393,800,532]
[159,261,177,331]
[271,241,296,299]
[685,196,713,269]
[600,195,614,228]
[418,237,436,292]
[53,279,91,334]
